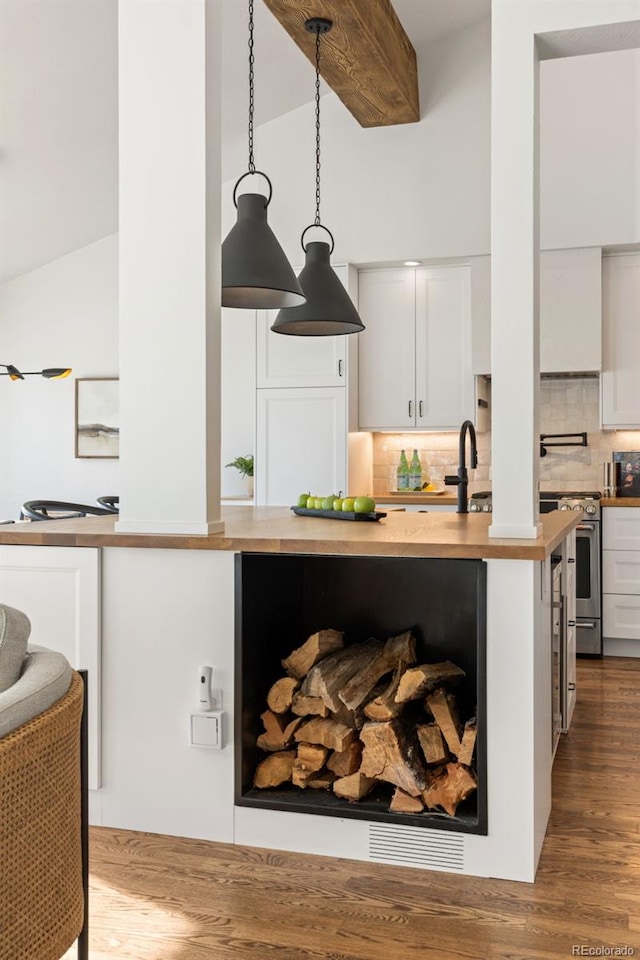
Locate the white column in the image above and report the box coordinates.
[117,0,223,534]
[489,0,640,540]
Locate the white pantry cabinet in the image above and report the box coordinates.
[256,387,347,505]
[470,248,602,375]
[601,254,640,429]
[358,265,475,431]
[256,265,349,389]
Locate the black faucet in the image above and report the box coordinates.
[444,420,478,514]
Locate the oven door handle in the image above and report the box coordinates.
[576,621,597,629]
[577,523,595,532]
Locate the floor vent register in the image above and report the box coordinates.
[368,824,465,871]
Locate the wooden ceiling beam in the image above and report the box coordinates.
[262,0,420,128]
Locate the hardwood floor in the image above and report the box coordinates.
[66,658,640,960]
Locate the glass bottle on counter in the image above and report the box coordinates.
[409,449,422,491]
[396,450,410,491]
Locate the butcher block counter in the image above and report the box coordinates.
[601,497,640,507]
[0,506,580,561]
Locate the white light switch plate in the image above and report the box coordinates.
[189,710,224,749]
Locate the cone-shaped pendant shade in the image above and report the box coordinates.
[222,194,306,309]
[271,242,365,336]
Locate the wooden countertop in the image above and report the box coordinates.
[0,507,580,561]
[377,492,458,505]
[601,497,640,507]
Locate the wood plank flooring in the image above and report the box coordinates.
[66,658,640,960]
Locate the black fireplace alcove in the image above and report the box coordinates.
[235,552,487,835]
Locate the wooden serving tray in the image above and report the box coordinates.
[291,506,387,522]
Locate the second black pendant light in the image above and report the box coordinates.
[271,18,365,337]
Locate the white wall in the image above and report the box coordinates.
[0,234,119,520]
[221,308,256,497]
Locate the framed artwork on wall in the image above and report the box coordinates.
[75,377,119,459]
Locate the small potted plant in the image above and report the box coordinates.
[225,454,254,499]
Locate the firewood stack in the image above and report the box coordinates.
[253,628,478,818]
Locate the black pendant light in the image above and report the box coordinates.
[222,0,305,310]
[271,18,364,337]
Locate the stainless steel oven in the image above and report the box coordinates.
[471,490,602,656]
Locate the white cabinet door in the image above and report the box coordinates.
[540,248,602,373]
[470,256,491,375]
[602,254,640,428]
[357,269,416,430]
[603,550,640,595]
[603,593,640,640]
[0,545,101,790]
[256,387,347,505]
[603,507,640,551]
[256,265,348,389]
[415,266,474,429]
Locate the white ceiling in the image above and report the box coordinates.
[0,0,490,285]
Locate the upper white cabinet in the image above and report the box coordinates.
[358,265,475,431]
[601,254,640,429]
[357,269,416,430]
[256,264,349,389]
[470,248,602,375]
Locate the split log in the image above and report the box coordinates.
[422,763,477,816]
[338,631,416,711]
[359,720,427,797]
[307,770,337,790]
[256,710,303,752]
[332,701,365,731]
[425,688,463,756]
[390,787,425,813]
[302,641,383,712]
[294,716,355,752]
[395,661,465,704]
[266,677,300,714]
[254,750,295,788]
[363,664,406,722]
[292,743,329,788]
[417,723,449,766]
[458,718,477,767]
[282,629,344,679]
[333,771,377,802]
[326,741,363,778]
[291,693,330,718]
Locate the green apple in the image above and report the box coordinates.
[321,497,335,511]
[313,497,324,510]
[297,492,311,508]
[342,498,355,512]
[333,498,344,511]
[354,496,376,514]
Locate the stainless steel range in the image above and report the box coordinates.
[470,491,602,656]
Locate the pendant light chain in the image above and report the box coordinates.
[314,26,322,226]
[248,0,255,173]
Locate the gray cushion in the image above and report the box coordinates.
[0,645,72,738]
[0,604,31,693]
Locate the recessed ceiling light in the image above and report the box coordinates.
[404,260,422,266]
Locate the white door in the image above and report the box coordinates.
[415,265,474,429]
[256,265,349,389]
[602,254,640,428]
[256,387,347,505]
[358,269,416,430]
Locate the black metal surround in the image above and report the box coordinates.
[235,554,487,835]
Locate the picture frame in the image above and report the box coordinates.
[613,451,640,498]
[75,377,119,459]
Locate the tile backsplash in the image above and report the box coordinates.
[372,378,640,495]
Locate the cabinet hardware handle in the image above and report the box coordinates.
[408,400,413,418]
[419,400,423,418]
[567,558,575,563]
[568,620,576,627]
[568,682,576,691]
[338,359,343,377]
[576,621,597,629]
